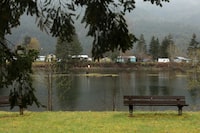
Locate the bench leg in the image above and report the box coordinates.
[129,105,133,116]
[178,106,183,115]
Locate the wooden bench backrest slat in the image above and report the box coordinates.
[124,96,185,100]
[0,96,9,100]
[124,101,186,105]
[0,96,10,105]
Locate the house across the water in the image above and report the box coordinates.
[116,56,136,63]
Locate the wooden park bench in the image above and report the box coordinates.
[124,96,189,116]
[0,96,23,114]
[0,96,10,107]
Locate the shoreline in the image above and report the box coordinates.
[32,61,192,73]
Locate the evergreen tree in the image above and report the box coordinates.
[56,33,82,60]
[135,34,146,61]
[160,35,173,58]
[166,34,176,60]
[149,36,160,60]
[149,36,155,55]
[188,33,199,49]
[56,33,83,72]
[155,38,160,58]
[136,34,146,53]
[56,34,82,60]
[187,33,200,65]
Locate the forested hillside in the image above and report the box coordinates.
[6,0,200,56]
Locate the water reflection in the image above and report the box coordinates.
[56,75,80,111]
[31,70,200,112]
[187,70,200,110]
[1,70,200,111]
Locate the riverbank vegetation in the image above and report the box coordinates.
[0,111,200,133]
[32,61,192,72]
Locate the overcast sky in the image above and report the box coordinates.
[136,0,200,11]
[128,0,200,25]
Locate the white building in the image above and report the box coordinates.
[173,56,191,63]
[71,55,91,61]
[158,58,170,63]
[36,56,46,62]
[116,56,136,63]
[46,54,56,62]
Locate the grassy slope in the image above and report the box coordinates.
[0,111,200,133]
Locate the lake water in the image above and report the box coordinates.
[1,70,200,112]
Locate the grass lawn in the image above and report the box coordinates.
[0,111,200,133]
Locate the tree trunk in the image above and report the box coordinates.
[19,106,23,115]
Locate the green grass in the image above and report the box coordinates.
[0,111,200,133]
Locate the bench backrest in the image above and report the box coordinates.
[0,96,10,106]
[124,96,187,106]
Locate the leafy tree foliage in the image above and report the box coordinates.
[9,49,41,115]
[16,36,41,54]
[78,1,136,59]
[73,0,169,59]
[0,0,38,37]
[0,40,14,88]
[3,45,41,114]
[0,0,169,58]
[27,38,41,52]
